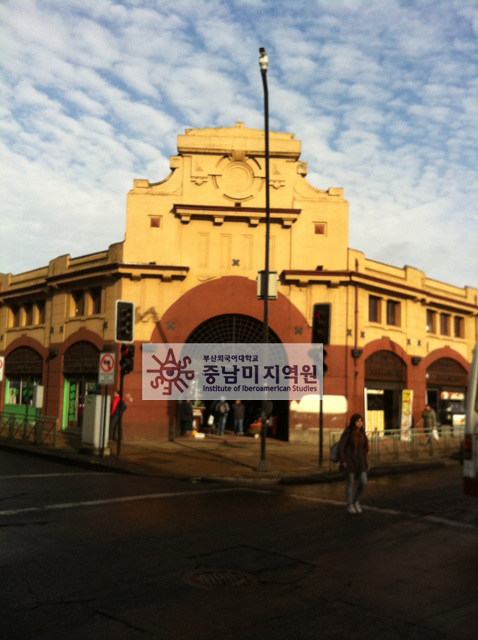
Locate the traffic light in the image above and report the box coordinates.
[312,303,330,375]
[312,303,331,345]
[120,344,135,375]
[115,301,135,343]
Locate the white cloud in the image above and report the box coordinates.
[0,0,476,289]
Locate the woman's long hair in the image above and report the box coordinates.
[348,413,366,450]
[347,413,364,429]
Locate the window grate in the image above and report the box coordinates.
[186,314,280,344]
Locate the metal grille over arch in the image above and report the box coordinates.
[365,350,407,382]
[426,358,468,387]
[5,347,43,375]
[63,341,100,375]
[186,314,281,344]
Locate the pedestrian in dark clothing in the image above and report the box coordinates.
[338,413,369,514]
[180,400,194,436]
[214,397,230,436]
[233,400,245,435]
[110,390,127,441]
[418,404,437,444]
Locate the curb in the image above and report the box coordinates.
[0,441,136,475]
[0,440,460,486]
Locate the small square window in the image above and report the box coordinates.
[90,287,102,315]
[386,300,400,326]
[369,296,381,323]
[440,313,450,336]
[426,310,436,333]
[24,303,33,326]
[453,316,464,339]
[314,223,326,235]
[36,301,46,325]
[72,291,85,317]
[150,217,161,228]
[11,305,20,328]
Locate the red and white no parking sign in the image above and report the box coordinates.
[0,356,4,382]
[98,352,115,385]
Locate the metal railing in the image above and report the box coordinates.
[0,412,58,447]
[329,426,464,468]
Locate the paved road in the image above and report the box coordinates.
[0,451,476,639]
[283,463,478,528]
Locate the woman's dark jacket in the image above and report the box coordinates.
[338,426,369,474]
[180,402,194,423]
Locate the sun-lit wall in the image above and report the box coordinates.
[0,124,477,441]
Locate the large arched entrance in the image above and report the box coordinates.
[426,357,468,429]
[4,346,43,419]
[185,314,289,440]
[365,350,407,432]
[62,341,100,431]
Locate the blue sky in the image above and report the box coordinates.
[1,0,477,288]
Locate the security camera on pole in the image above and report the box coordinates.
[115,301,135,456]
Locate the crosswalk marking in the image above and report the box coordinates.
[0,487,270,517]
[0,472,108,480]
[287,493,477,530]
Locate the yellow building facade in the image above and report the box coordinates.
[1,123,476,442]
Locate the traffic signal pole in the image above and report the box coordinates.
[311,304,331,468]
[114,301,135,458]
[100,384,108,458]
[319,395,323,467]
[117,367,125,457]
[258,46,270,473]
[117,344,135,457]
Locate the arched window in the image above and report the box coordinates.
[186,314,280,344]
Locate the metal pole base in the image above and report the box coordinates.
[256,459,268,472]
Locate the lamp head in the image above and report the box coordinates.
[259,47,268,71]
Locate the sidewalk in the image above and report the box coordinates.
[0,431,458,485]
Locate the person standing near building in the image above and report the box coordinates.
[338,413,369,514]
[180,399,194,436]
[109,390,127,441]
[215,397,230,436]
[418,403,438,444]
[233,400,245,435]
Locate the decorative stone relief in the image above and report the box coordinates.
[271,163,286,190]
[212,155,262,202]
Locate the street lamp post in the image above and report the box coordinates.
[258,47,270,472]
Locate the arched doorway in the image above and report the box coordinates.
[4,347,43,419]
[186,313,281,344]
[426,358,468,429]
[365,350,407,432]
[185,314,289,440]
[62,341,100,431]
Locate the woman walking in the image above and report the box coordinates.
[338,413,369,514]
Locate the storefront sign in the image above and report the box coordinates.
[142,343,323,400]
[400,389,413,441]
[440,391,465,401]
[364,388,385,435]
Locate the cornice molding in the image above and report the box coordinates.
[281,269,478,313]
[173,204,301,228]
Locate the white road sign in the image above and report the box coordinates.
[98,352,115,386]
